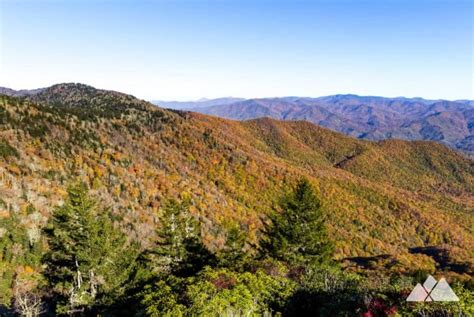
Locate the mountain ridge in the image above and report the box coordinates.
[0,83,472,278]
[167,95,474,156]
[152,97,246,110]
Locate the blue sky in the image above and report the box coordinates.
[0,0,472,100]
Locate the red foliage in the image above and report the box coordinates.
[210,274,237,290]
[361,298,398,317]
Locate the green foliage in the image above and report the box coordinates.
[140,268,296,317]
[260,178,334,267]
[0,139,19,159]
[451,282,474,316]
[283,265,363,316]
[187,268,296,316]
[217,224,249,271]
[42,182,139,314]
[153,199,215,276]
[140,276,186,317]
[0,212,43,306]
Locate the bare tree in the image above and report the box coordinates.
[13,279,44,317]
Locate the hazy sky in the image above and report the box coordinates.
[1,0,472,100]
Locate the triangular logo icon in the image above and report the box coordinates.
[406,275,459,302]
[422,275,437,292]
[430,278,459,302]
[406,283,429,302]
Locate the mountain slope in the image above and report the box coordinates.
[190,95,474,156]
[0,84,473,277]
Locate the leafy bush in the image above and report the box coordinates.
[283,265,363,316]
[140,268,296,316]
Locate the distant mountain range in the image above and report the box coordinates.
[0,86,46,97]
[152,97,245,110]
[152,95,474,156]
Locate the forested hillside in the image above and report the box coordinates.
[0,83,473,315]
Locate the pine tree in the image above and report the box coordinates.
[42,183,138,314]
[153,199,215,277]
[260,178,333,267]
[217,224,248,271]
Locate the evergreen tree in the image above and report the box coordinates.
[153,199,215,277]
[42,183,138,314]
[260,178,333,267]
[217,224,248,271]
